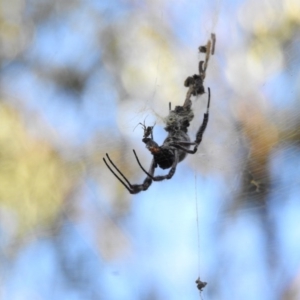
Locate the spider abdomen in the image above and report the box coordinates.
[154,148,175,169]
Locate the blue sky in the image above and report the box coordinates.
[1,0,300,299]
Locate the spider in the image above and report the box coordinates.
[103,34,216,194]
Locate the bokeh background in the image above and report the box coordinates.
[1,0,300,299]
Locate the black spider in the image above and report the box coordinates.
[103,34,215,194]
[103,87,211,194]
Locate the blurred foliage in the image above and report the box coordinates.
[235,0,300,206]
[0,0,300,299]
[0,0,174,280]
[0,101,72,237]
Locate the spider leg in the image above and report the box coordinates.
[198,34,215,79]
[133,150,179,181]
[211,33,216,55]
[199,61,205,77]
[169,143,196,154]
[202,40,211,74]
[103,153,155,194]
[171,88,211,154]
[103,154,135,193]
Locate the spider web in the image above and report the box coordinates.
[100,1,300,299]
[0,0,300,300]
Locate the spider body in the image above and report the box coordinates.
[151,146,175,170]
[103,88,210,194]
[142,137,175,169]
[103,33,216,194]
[143,130,190,170]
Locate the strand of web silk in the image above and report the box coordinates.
[211,0,222,33]
[199,0,222,41]
[195,171,201,275]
